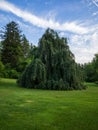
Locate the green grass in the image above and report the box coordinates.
[0,78,98,130]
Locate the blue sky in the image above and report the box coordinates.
[0,0,98,63]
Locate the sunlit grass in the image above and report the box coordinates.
[0,78,98,130]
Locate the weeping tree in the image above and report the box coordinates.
[18,28,85,90]
[18,58,46,88]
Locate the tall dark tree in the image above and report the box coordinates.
[18,28,85,90]
[1,21,23,68]
[21,34,30,59]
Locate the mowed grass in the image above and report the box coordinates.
[0,78,98,130]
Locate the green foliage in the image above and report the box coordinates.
[84,54,98,82]
[6,69,19,79]
[18,28,84,90]
[29,45,39,60]
[18,58,46,88]
[0,60,4,77]
[1,21,23,68]
[0,21,31,78]
[84,63,95,82]
[21,34,30,59]
[2,64,19,79]
[93,54,98,81]
[16,60,29,73]
[0,41,2,59]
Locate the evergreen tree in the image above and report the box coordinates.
[1,21,23,69]
[18,28,85,90]
[21,34,30,59]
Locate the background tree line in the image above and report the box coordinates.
[0,21,98,90]
[83,54,98,83]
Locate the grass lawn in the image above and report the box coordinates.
[0,78,98,130]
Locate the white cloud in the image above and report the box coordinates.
[0,0,88,34]
[69,32,98,64]
[92,0,98,15]
[92,11,98,15]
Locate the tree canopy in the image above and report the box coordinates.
[18,28,85,90]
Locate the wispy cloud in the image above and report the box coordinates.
[92,0,98,15]
[92,0,98,7]
[69,32,98,63]
[0,0,88,34]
